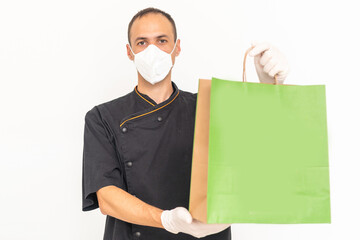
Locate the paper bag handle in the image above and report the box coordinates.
[242,46,279,85]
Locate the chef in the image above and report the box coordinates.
[82,7,289,240]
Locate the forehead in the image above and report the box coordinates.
[130,13,174,41]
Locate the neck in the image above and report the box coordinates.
[137,72,173,105]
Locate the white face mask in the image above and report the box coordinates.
[129,41,177,85]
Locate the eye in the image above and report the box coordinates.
[137,41,146,46]
[159,39,167,44]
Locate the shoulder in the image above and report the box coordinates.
[85,91,134,123]
[179,89,197,105]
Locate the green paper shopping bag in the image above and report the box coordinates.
[189,47,331,224]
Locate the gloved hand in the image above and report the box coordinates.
[249,41,290,84]
[161,207,231,238]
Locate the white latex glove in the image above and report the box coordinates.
[249,41,290,84]
[161,207,231,238]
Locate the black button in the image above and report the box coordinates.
[134,231,141,237]
[157,116,162,122]
[122,127,127,133]
[126,161,133,167]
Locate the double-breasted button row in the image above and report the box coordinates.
[121,117,162,133]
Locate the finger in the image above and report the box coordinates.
[195,223,231,236]
[263,58,277,73]
[259,48,274,66]
[268,64,282,78]
[192,221,230,230]
[178,208,193,224]
[259,48,275,66]
[249,42,271,57]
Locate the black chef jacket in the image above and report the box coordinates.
[82,81,231,240]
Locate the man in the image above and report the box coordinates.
[82,7,289,240]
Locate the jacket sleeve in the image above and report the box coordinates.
[82,106,126,211]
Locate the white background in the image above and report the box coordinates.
[1,0,359,239]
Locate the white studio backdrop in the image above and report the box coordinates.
[0,0,359,239]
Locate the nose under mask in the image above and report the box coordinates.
[129,41,177,85]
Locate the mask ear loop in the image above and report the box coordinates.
[168,39,178,68]
[170,39,178,55]
[129,44,136,57]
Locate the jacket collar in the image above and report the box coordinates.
[119,81,180,128]
[133,81,179,107]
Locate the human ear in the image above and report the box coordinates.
[175,39,181,57]
[126,44,135,61]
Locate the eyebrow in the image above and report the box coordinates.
[134,34,170,43]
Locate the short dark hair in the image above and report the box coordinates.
[127,7,177,46]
